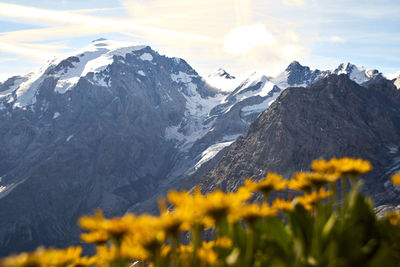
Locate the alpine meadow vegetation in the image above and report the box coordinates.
[2,158,400,267]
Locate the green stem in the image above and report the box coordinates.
[171,236,179,267]
[191,224,202,267]
[341,178,347,207]
[154,246,162,267]
[245,226,255,266]
[331,182,338,213]
[311,196,321,260]
[350,177,356,189]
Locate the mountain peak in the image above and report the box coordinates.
[333,62,383,85]
[335,62,360,73]
[81,39,148,54]
[210,68,235,79]
[285,61,305,72]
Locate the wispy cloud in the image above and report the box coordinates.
[0,3,221,43]
[68,7,125,14]
[224,24,275,55]
[282,0,305,7]
[330,36,345,43]
[0,0,397,77]
[120,0,307,74]
[385,70,400,80]
[0,57,17,63]
[0,73,18,82]
[0,41,62,60]
[0,1,308,75]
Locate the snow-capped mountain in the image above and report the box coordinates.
[209,68,235,79]
[0,39,282,255]
[0,38,395,255]
[199,75,400,208]
[270,61,330,88]
[270,61,384,89]
[332,62,383,85]
[203,68,239,92]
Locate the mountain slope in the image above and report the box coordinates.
[199,74,400,206]
[0,40,282,255]
[0,39,397,255]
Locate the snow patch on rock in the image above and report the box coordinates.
[241,90,281,115]
[139,53,153,61]
[54,40,146,93]
[194,141,234,170]
[53,112,61,119]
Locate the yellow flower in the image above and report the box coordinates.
[177,244,194,254]
[336,158,372,177]
[130,215,166,253]
[41,246,83,266]
[231,202,276,224]
[167,188,209,227]
[161,245,171,257]
[78,209,105,232]
[201,188,251,223]
[101,214,136,239]
[245,173,287,196]
[167,190,193,208]
[292,172,338,189]
[168,187,250,226]
[79,211,136,244]
[74,256,97,267]
[95,245,119,265]
[1,246,83,267]
[176,244,193,266]
[120,236,150,261]
[272,198,293,212]
[215,237,233,248]
[197,241,218,265]
[1,252,36,267]
[288,173,313,192]
[311,158,372,178]
[311,159,337,174]
[385,211,400,226]
[201,190,235,222]
[295,188,332,210]
[81,230,110,244]
[391,173,400,186]
[159,211,189,237]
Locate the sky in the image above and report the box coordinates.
[0,0,399,81]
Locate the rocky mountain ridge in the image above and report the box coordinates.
[0,39,398,255]
[199,74,400,208]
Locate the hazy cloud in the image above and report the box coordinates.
[282,0,305,7]
[0,0,397,77]
[330,36,345,43]
[223,24,275,55]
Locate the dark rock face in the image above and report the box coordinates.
[199,75,400,207]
